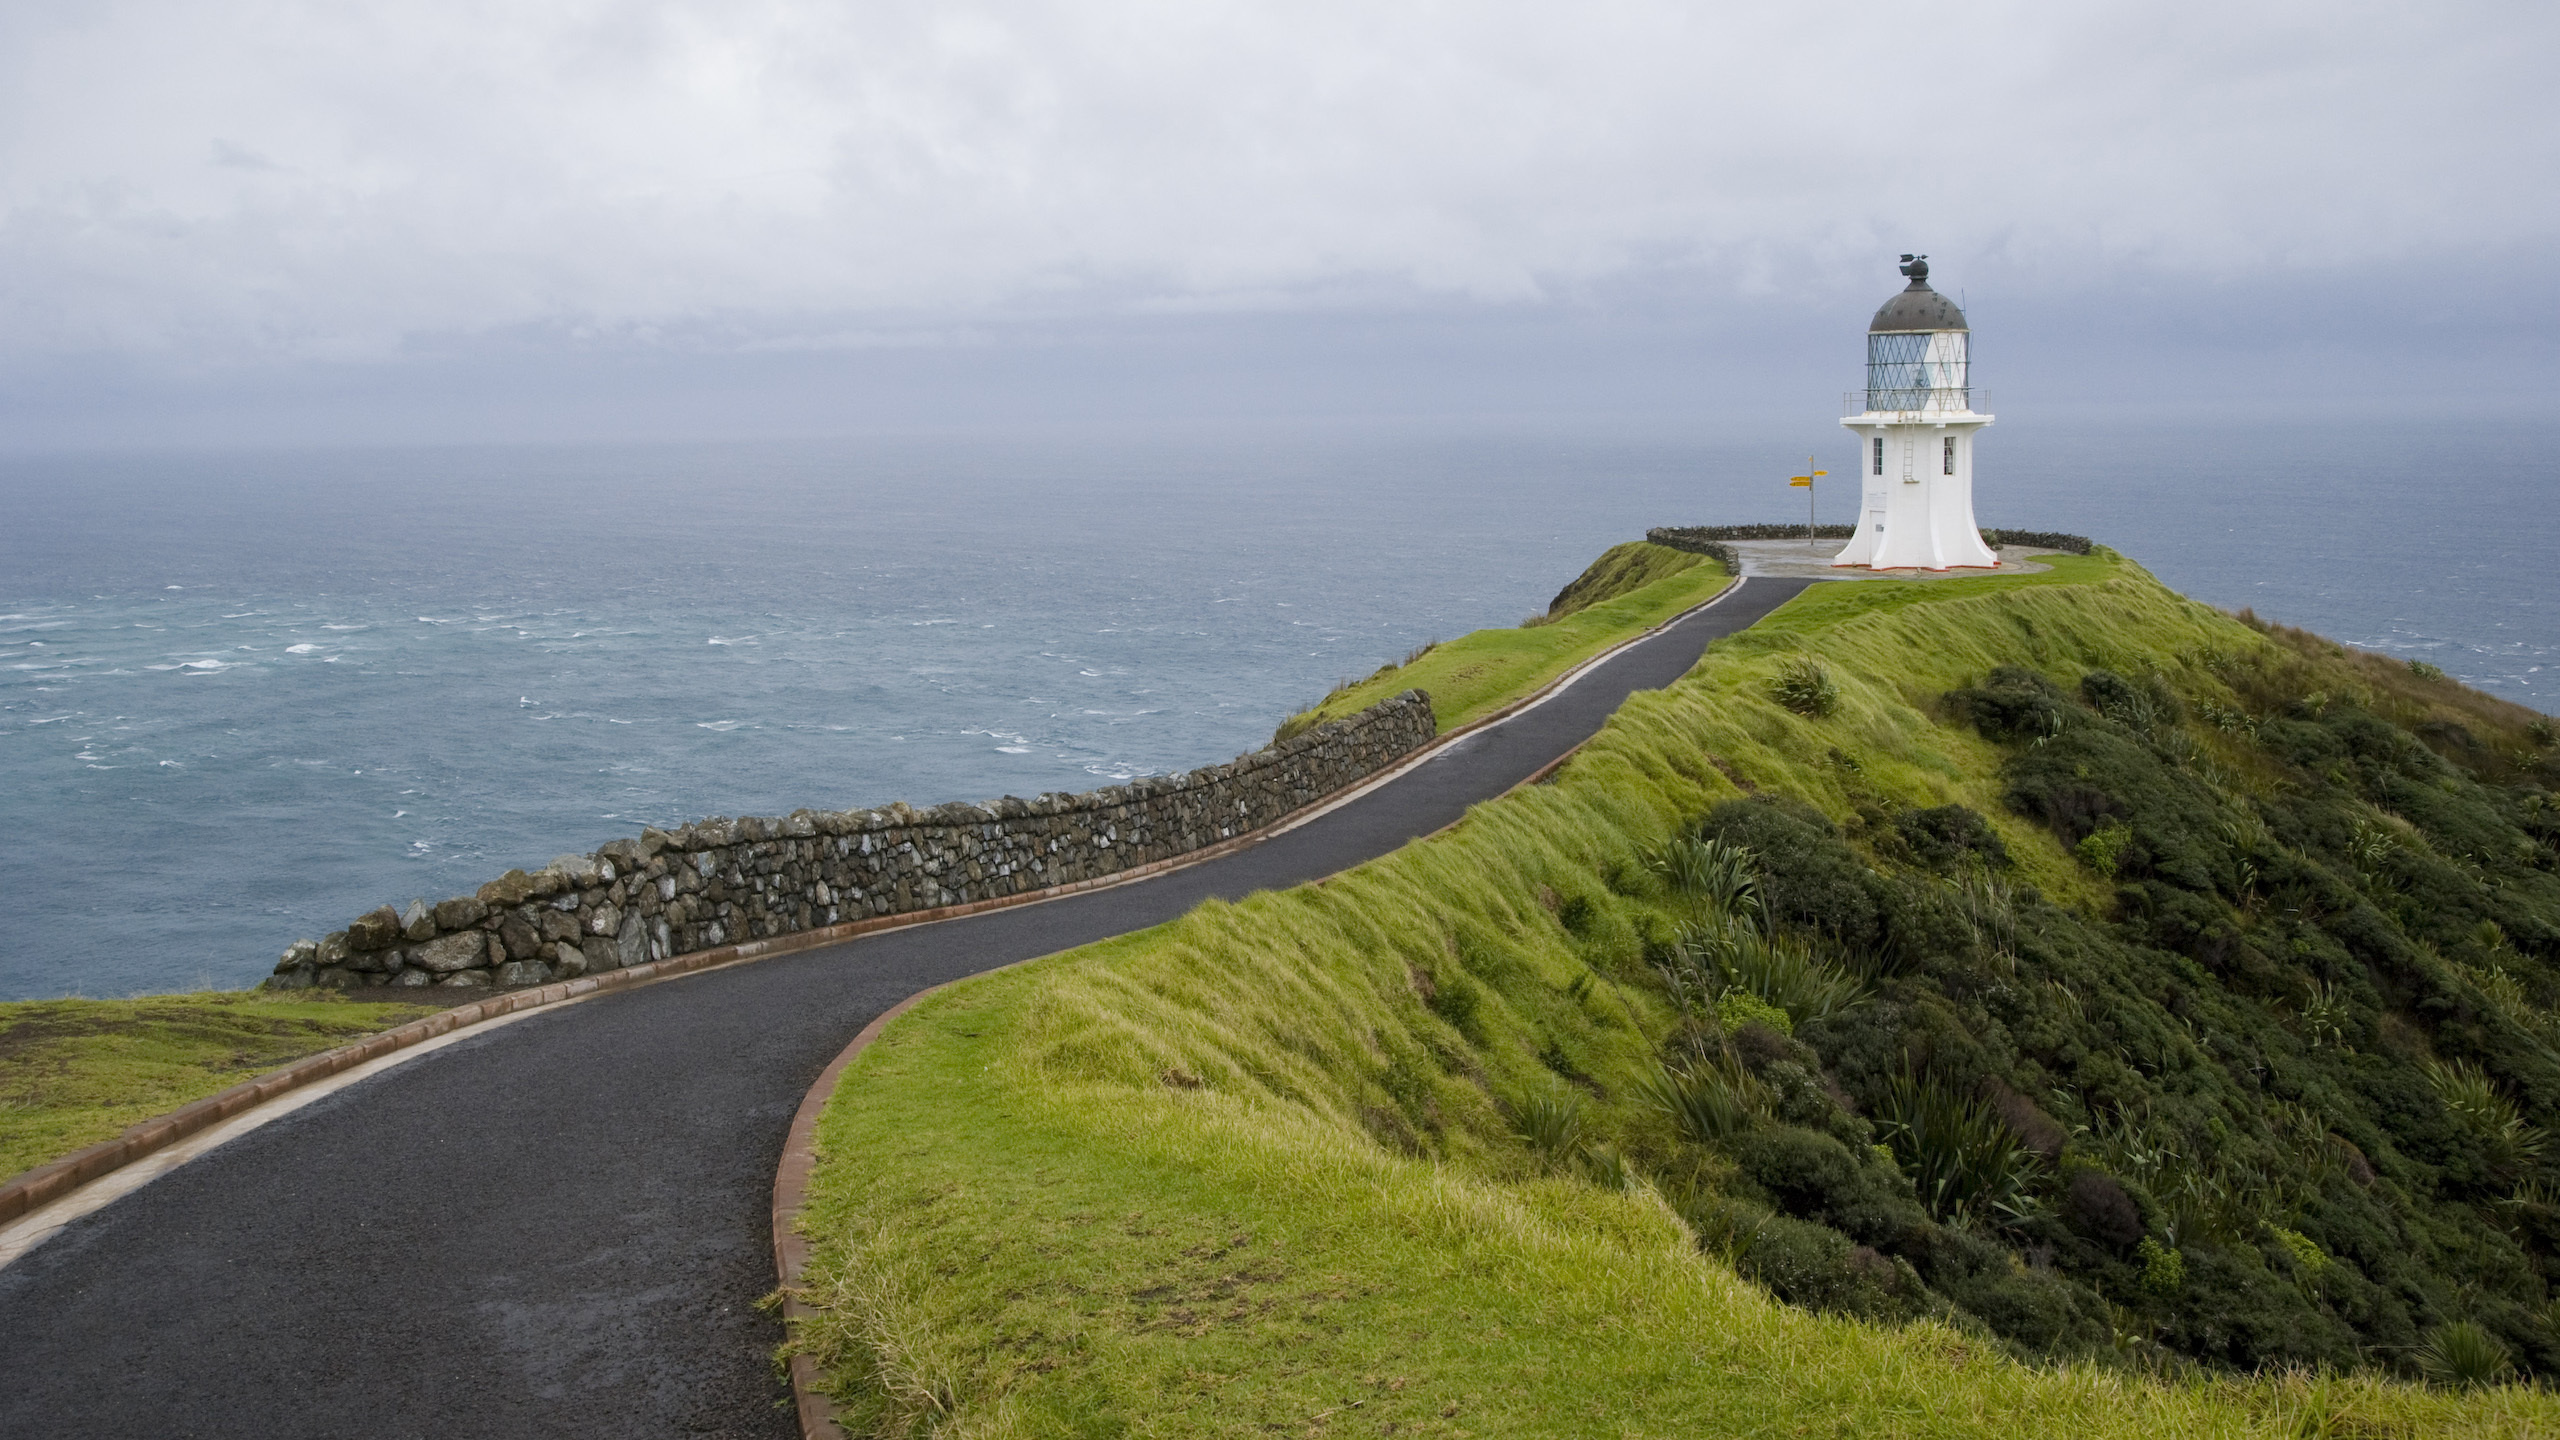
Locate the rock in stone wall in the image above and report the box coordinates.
[265,690,1436,992]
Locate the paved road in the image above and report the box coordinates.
[0,577,1809,1439]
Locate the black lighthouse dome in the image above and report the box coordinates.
[1869,254,1967,333]
[1861,255,1971,413]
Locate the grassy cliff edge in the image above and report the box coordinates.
[1275,541,1728,741]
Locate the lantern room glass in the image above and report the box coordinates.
[1865,329,1970,413]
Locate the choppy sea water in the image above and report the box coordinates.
[1,420,2549,999]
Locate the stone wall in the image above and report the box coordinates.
[1648,523,2095,569]
[265,691,1436,993]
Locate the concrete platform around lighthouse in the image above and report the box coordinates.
[1724,537,2063,581]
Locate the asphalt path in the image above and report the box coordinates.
[0,575,1809,1440]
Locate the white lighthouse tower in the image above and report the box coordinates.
[1829,256,1999,570]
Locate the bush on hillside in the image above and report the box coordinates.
[1728,1210,1939,1324]
[1697,799,1893,954]
[1891,804,2012,874]
[1628,642,2560,1373]
[1946,665,2074,743]
[1770,657,1840,717]
[1737,1125,1926,1247]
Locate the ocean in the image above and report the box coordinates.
[2,418,2550,999]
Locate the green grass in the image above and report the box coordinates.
[1276,542,1729,738]
[0,991,440,1181]
[1539,540,1714,622]
[793,548,2559,1436]
[1749,549,2122,631]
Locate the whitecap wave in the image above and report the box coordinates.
[285,643,319,654]
[697,719,744,731]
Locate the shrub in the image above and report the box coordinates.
[1936,870,2020,965]
[1725,1212,1939,1324]
[1875,1073,2041,1229]
[1643,1055,1766,1149]
[2415,1321,2512,1389]
[2075,821,2135,878]
[2061,1168,2145,1248]
[1893,804,2012,873]
[2137,1237,2187,1296]
[2296,978,2355,1050]
[2081,668,2179,732]
[1947,666,2072,742]
[2269,1225,2329,1279]
[1770,657,1839,717]
[1699,800,1892,952]
[1716,990,1794,1036]
[1685,920,1869,1027]
[1648,835,1762,920]
[1510,1087,1589,1169]
[2407,659,2448,682]
[2001,723,2230,890]
[2424,1058,2548,1173]
[1903,1224,2113,1353]
[1738,1125,1928,1246]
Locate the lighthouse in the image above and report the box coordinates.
[1829,256,1999,570]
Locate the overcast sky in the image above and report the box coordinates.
[3,0,2553,445]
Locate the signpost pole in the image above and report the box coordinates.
[1788,457,1828,550]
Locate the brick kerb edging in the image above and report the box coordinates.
[766,574,1747,1435]
[770,977,970,1440]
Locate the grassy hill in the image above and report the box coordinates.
[791,547,2560,1436]
[1273,541,1726,740]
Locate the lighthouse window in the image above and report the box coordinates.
[1942,436,1956,474]
[1872,437,1884,475]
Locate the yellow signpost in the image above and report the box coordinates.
[1788,456,1827,548]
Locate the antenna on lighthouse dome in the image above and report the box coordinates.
[1898,254,1930,284]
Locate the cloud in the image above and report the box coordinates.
[5,1,2556,364]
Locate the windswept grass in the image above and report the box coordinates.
[1275,542,1729,739]
[1539,540,1711,622]
[795,547,2559,1435]
[0,991,440,1181]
